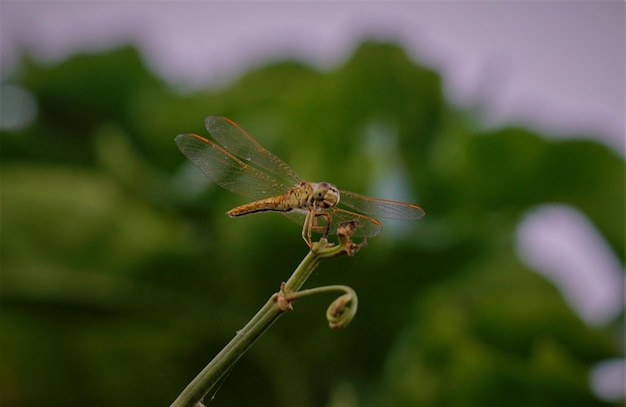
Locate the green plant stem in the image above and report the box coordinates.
[169,237,358,407]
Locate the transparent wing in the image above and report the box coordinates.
[339,190,425,220]
[175,133,288,200]
[328,208,383,237]
[205,116,302,190]
[281,208,383,238]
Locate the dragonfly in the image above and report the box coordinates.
[175,116,425,247]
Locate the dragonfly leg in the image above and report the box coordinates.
[301,210,314,248]
[301,209,332,248]
[312,212,332,238]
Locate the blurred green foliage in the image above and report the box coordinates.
[1,42,623,407]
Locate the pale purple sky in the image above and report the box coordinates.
[1,1,624,399]
[1,1,623,153]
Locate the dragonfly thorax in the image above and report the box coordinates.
[310,182,340,210]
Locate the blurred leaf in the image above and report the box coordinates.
[373,252,615,407]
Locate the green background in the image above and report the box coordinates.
[1,41,623,406]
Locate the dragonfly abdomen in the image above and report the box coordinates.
[227,193,302,217]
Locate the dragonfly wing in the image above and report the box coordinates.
[282,208,382,238]
[328,208,383,237]
[175,133,287,200]
[339,190,425,220]
[281,211,307,226]
[205,116,301,190]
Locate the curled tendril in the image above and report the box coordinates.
[282,285,358,329]
[326,287,358,329]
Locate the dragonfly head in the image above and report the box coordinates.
[313,182,340,209]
